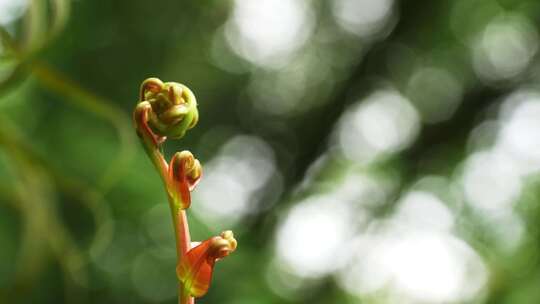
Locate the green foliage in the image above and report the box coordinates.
[2,0,540,303]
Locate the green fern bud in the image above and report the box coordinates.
[138,77,199,139]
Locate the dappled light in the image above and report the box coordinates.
[224,0,314,69]
[337,230,487,303]
[472,14,538,82]
[337,89,420,163]
[192,135,277,228]
[332,0,396,39]
[276,195,355,278]
[406,67,464,123]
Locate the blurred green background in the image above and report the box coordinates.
[2,0,540,303]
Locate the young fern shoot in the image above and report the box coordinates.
[133,78,237,304]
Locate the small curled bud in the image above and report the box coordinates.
[168,150,202,209]
[138,77,199,139]
[133,100,167,148]
[177,231,237,298]
[217,230,237,255]
[208,230,237,261]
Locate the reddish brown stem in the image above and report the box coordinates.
[175,209,193,304]
[135,105,194,304]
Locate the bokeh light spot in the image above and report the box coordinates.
[462,150,522,212]
[395,191,455,232]
[472,14,538,82]
[332,0,395,39]
[275,195,354,278]
[225,0,315,69]
[406,67,463,123]
[338,230,487,303]
[497,90,540,173]
[338,89,420,163]
[192,135,277,228]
